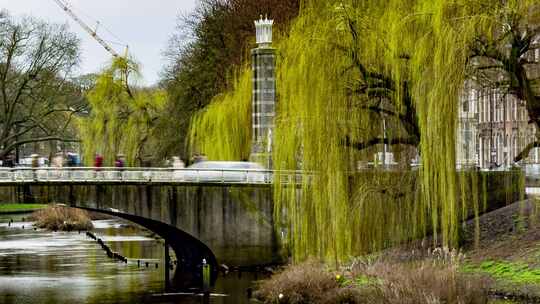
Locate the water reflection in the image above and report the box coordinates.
[0,213,260,304]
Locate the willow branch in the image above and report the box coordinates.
[514,141,540,163]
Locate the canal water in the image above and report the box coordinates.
[0,213,259,304]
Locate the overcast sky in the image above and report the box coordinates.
[0,0,198,85]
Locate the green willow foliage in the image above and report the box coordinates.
[78,58,166,166]
[273,0,495,262]
[190,0,528,263]
[189,67,252,161]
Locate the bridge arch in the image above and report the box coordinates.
[79,207,218,290]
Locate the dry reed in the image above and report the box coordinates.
[256,249,490,304]
[29,205,93,231]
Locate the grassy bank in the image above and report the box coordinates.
[29,205,93,231]
[459,199,540,300]
[0,203,47,214]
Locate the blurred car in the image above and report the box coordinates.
[174,161,268,183]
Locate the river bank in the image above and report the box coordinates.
[0,203,46,214]
[253,199,540,304]
[461,199,540,301]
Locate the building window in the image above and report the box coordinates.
[479,97,483,123]
[471,88,477,113]
[505,97,509,122]
[486,92,489,122]
[512,98,516,121]
[489,96,494,122]
[513,135,517,161]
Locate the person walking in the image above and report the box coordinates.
[171,156,185,180]
[31,154,39,181]
[2,154,14,168]
[171,156,185,168]
[93,154,103,179]
[114,154,125,168]
[114,154,125,180]
[94,154,103,169]
[52,153,63,168]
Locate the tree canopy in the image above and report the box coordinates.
[0,11,82,160]
[77,58,166,166]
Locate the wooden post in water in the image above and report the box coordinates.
[202,258,211,302]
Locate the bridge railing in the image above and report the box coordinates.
[0,167,306,185]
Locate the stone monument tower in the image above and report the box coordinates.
[250,15,276,169]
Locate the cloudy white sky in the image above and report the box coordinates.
[0,0,198,85]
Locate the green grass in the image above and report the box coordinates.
[0,204,47,213]
[463,260,540,285]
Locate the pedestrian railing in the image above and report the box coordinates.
[0,167,307,185]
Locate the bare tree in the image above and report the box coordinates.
[470,3,540,162]
[0,12,83,161]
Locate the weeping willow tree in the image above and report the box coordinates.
[190,0,519,263]
[78,58,166,166]
[273,0,499,262]
[189,67,253,161]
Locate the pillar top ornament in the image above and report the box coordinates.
[255,15,273,47]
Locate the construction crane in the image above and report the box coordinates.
[52,0,122,58]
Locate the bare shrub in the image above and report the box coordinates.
[29,205,93,231]
[353,248,491,304]
[255,260,362,304]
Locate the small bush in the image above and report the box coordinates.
[29,205,93,231]
[255,260,362,304]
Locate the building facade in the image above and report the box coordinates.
[458,84,539,169]
[457,39,540,169]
